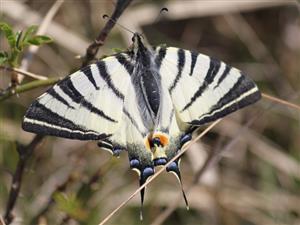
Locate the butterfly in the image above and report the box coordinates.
[22,32,261,215]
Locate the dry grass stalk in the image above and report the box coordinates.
[262,93,300,111]
[0,66,48,80]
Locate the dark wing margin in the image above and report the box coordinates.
[190,73,261,125]
[22,101,110,140]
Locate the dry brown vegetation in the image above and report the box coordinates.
[0,1,300,225]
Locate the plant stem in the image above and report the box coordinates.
[0,77,60,102]
[4,135,45,225]
[81,0,133,67]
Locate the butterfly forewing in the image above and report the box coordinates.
[22,54,132,140]
[156,47,261,126]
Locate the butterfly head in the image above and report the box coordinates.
[131,32,143,42]
[132,33,145,51]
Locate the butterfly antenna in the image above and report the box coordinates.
[102,14,135,35]
[153,7,169,24]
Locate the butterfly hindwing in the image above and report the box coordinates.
[22,54,132,140]
[156,46,261,127]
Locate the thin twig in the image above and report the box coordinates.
[4,135,45,225]
[98,119,222,225]
[81,0,133,67]
[0,77,61,102]
[262,92,300,111]
[0,66,48,80]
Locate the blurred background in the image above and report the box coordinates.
[1,0,300,225]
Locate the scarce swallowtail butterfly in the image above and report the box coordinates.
[22,32,261,215]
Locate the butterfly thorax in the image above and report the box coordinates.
[131,34,162,130]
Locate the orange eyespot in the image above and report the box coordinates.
[153,133,169,147]
[144,132,170,150]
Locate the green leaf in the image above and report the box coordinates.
[9,50,20,67]
[0,22,15,48]
[15,31,23,51]
[0,51,8,65]
[22,25,38,43]
[26,35,52,46]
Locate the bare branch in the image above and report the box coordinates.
[4,135,45,225]
[81,0,133,67]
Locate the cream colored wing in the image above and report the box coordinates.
[22,53,132,140]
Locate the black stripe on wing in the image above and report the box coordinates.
[80,66,99,90]
[214,65,231,89]
[96,61,124,100]
[115,53,134,75]
[46,88,75,109]
[155,47,167,69]
[58,77,117,123]
[189,51,198,76]
[22,102,109,140]
[190,74,261,125]
[169,49,185,93]
[181,57,221,112]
